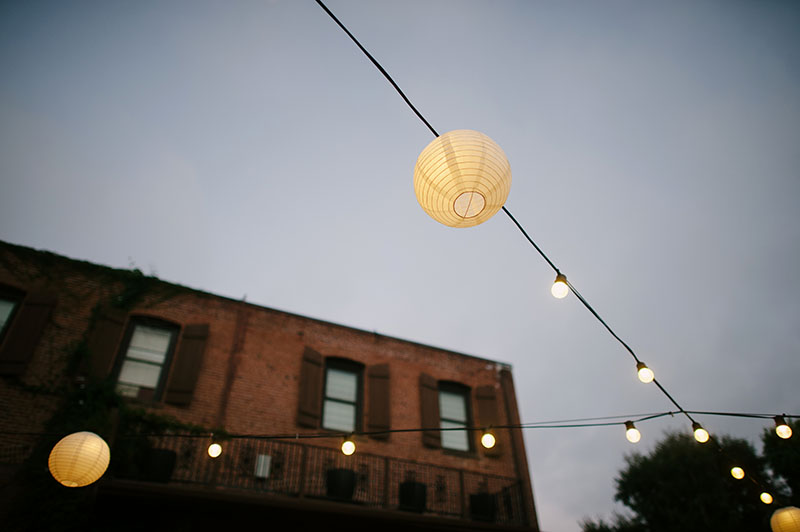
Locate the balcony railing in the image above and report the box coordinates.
[110,434,527,526]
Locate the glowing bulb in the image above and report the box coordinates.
[625,421,641,443]
[775,416,793,440]
[207,443,222,458]
[761,492,774,505]
[341,439,356,456]
[692,422,710,443]
[731,467,745,480]
[481,432,496,449]
[636,362,654,384]
[551,274,569,299]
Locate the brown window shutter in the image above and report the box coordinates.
[419,373,441,448]
[367,363,391,440]
[164,324,209,406]
[0,291,56,376]
[87,307,128,380]
[297,347,324,428]
[476,385,503,456]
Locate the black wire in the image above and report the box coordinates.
[314,0,439,138]
[501,206,561,274]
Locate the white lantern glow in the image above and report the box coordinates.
[730,466,745,480]
[414,130,511,228]
[480,431,497,449]
[48,431,110,487]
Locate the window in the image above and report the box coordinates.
[439,384,472,451]
[0,285,23,342]
[0,297,18,340]
[322,360,362,432]
[0,287,56,376]
[114,320,178,401]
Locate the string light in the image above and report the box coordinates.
[480,430,497,449]
[762,492,775,505]
[207,442,222,458]
[636,362,654,383]
[692,422,710,443]
[624,421,641,443]
[775,416,793,439]
[341,436,356,456]
[551,274,569,299]
[730,466,745,480]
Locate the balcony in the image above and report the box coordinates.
[110,434,528,526]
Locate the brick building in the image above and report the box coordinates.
[0,240,538,531]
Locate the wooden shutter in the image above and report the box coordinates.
[87,307,127,380]
[476,385,503,456]
[419,373,441,448]
[164,324,209,406]
[297,347,324,428]
[367,363,391,439]
[0,291,56,376]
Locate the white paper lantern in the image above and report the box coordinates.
[772,507,800,532]
[414,129,511,228]
[48,431,110,487]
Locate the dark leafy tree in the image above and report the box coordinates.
[582,431,775,532]
[762,417,800,506]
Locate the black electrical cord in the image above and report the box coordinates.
[315,0,439,138]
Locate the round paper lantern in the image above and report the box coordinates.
[48,431,110,487]
[772,507,800,532]
[414,129,511,228]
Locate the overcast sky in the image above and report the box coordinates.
[2,1,799,530]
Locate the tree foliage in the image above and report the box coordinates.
[581,427,799,532]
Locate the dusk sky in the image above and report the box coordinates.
[2,1,799,530]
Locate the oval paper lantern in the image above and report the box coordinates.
[414,129,511,228]
[48,431,110,487]
[772,507,800,532]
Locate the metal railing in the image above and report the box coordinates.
[110,434,526,525]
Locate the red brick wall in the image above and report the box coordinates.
[0,240,525,482]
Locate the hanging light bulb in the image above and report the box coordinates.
[341,437,356,456]
[762,492,775,505]
[481,430,497,449]
[775,416,793,440]
[636,362,654,383]
[624,421,641,443]
[551,274,569,299]
[692,422,710,443]
[207,442,222,458]
[730,466,745,480]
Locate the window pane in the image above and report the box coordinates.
[325,368,357,402]
[0,298,15,332]
[126,325,172,363]
[322,400,356,432]
[439,390,467,422]
[441,420,470,451]
[118,359,162,388]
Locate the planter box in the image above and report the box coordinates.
[469,492,496,522]
[326,468,356,500]
[398,481,426,513]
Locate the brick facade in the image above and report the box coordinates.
[0,240,538,530]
